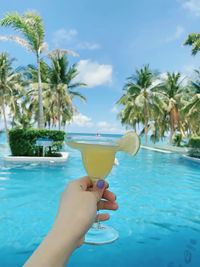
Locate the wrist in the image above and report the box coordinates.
[52,217,81,251]
[24,224,77,267]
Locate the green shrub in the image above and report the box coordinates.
[9,128,66,156]
[188,136,200,158]
[173,133,182,147]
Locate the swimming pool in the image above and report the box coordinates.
[0,142,200,266]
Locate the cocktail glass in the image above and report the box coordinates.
[65,135,119,245]
[65,133,140,245]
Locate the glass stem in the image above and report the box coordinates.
[96,211,101,229]
[92,211,101,229]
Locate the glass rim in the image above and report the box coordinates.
[65,134,120,147]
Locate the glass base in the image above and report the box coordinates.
[84,223,119,245]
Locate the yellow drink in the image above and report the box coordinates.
[68,142,119,180]
[66,132,140,245]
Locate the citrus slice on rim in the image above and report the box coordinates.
[116,131,140,155]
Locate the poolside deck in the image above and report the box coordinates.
[141,144,188,154]
[4,152,69,163]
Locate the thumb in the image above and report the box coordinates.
[93,179,106,202]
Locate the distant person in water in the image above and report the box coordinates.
[96,133,100,136]
[24,177,118,267]
[114,158,119,166]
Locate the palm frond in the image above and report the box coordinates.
[47,49,79,58]
[0,35,34,52]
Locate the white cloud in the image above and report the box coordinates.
[183,0,200,16]
[181,64,196,76]
[76,42,100,50]
[96,121,124,133]
[53,28,100,50]
[110,106,119,113]
[53,28,77,47]
[97,121,109,128]
[71,113,93,127]
[74,59,113,88]
[166,26,185,42]
[97,125,124,134]
[174,26,185,39]
[67,114,125,133]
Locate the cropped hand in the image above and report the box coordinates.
[24,176,118,267]
[54,176,118,247]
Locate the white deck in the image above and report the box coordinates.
[182,154,200,163]
[141,145,172,154]
[4,152,69,163]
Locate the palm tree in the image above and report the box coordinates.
[149,93,167,143]
[152,72,186,145]
[117,94,142,132]
[181,69,200,136]
[24,51,86,129]
[0,52,24,143]
[117,65,156,144]
[47,50,86,130]
[183,33,200,55]
[0,11,48,128]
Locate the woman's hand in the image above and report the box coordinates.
[54,176,118,247]
[24,177,118,267]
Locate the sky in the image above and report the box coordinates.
[1,0,200,134]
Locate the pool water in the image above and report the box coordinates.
[0,143,200,266]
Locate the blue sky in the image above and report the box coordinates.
[1,0,200,134]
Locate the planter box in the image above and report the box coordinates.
[4,152,69,163]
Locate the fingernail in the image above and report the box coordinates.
[97,179,105,189]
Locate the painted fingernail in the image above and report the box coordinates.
[97,179,105,189]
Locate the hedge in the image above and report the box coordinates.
[188,136,200,158]
[9,128,66,156]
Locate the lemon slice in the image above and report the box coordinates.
[116,131,140,155]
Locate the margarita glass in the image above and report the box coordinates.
[65,133,140,245]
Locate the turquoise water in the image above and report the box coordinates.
[0,139,200,266]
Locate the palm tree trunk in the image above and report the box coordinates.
[1,91,9,145]
[133,122,136,132]
[144,98,148,144]
[169,126,174,146]
[57,91,61,130]
[11,117,14,128]
[169,107,178,145]
[169,113,174,145]
[154,130,156,144]
[37,53,44,129]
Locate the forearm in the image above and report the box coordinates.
[24,224,77,267]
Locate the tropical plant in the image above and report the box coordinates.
[116,93,142,132]
[0,52,24,143]
[23,50,86,129]
[149,94,167,144]
[9,128,65,156]
[22,60,50,126]
[183,33,200,55]
[152,72,187,145]
[0,11,48,128]
[117,65,160,144]
[46,50,86,130]
[173,133,182,147]
[181,69,200,136]
[187,136,200,158]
